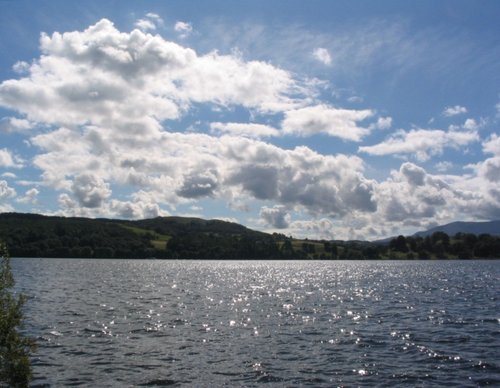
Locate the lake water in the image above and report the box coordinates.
[11,259,500,387]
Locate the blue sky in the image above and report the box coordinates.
[0,0,499,240]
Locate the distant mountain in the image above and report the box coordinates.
[413,220,500,238]
[372,220,500,244]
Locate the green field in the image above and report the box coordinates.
[119,224,171,251]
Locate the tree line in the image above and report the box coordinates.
[384,231,500,259]
[0,213,498,259]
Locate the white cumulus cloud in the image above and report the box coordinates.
[0,148,22,168]
[210,122,279,138]
[483,134,500,156]
[12,61,30,74]
[0,180,16,200]
[443,105,467,117]
[174,21,193,38]
[71,174,111,208]
[359,127,479,161]
[287,218,336,240]
[17,188,40,204]
[0,117,33,133]
[135,19,156,32]
[282,104,374,141]
[135,13,164,32]
[0,18,302,135]
[312,47,332,65]
[260,206,291,229]
[371,116,393,130]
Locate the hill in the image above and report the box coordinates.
[1,213,498,260]
[413,220,500,238]
[0,212,279,259]
[374,220,500,244]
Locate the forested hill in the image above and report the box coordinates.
[0,212,278,259]
[0,213,499,259]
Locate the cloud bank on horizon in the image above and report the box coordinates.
[0,1,499,240]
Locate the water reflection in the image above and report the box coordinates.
[12,259,500,386]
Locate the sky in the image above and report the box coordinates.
[0,0,499,241]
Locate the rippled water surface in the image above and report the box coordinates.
[12,259,500,387]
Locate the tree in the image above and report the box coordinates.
[390,235,409,253]
[431,231,450,249]
[0,242,35,387]
[450,241,473,259]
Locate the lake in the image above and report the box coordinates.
[12,259,500,387]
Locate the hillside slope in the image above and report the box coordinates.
[413,220,500,238]
[0,212,273,259]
